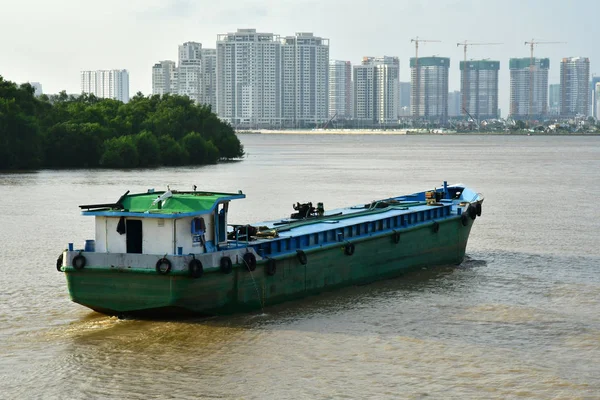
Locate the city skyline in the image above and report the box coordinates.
[1,0,598,117]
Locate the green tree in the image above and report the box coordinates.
[100,136,139,168]
[43,122,104,168]
[135,130,160,167]
[181,132,219,164]
[158,135,189,166]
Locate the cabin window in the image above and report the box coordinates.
[126,220,143,254]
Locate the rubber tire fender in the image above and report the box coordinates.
[344,243,355,256]
[188,258,203,278]
[296,250,308,265]
[220,256,233,274]
[461,213,469,227]
[156,257,172,275]
[73,254,86,270]
[243,252,257,271]
[392,231,400,244]
[56,253,64,272]
[265,258,276,276]
[432,221,440,233]
[468,205,477,220]
[476,202,482,217]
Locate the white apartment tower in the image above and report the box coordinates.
[281,32,329,127]
[353,56,399,124]
[177,42,203,104]
[201,49,217,112]
[152,60,177,95]
[560,57,590,116]
[216,29,282,127]
[329,60,352,119]
[80,69,129,103]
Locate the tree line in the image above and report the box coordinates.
[0,75,244,170]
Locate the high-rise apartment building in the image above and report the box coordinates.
[399,82,411,116]
[560,57,590,117]
[590,76,600,118]
[152,60,177,95]
[281,32,329,127]
[509,58,549,119]
[448,91,462,117]
[549,84,560,115]
[177,42,204,105]
[216,29,282,127]
[410,57,450,122]
[200,49,217,112]
[328,60,352,119]
[353,56,399,124]
[459,60,499,119]
[595,83,600,120]
[80,69,129,103]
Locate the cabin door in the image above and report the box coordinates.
[126,219,143,254]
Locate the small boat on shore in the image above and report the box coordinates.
[57,182,483,317]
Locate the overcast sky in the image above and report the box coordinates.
[1,0,598,115]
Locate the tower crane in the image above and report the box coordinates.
[410,37,441,118]
[523,39,565,119]
[456,41,502,118]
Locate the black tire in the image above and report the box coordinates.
[265,258,276,276]
[156,257,172,275]
[220,256,233,274]
[344,243,355,256]
[461,213,469,227]
[56,253,64,272]
[188,259,203,278]
[476,202,482,217]
[73,254,86,270]
[392,231,400,244]
[296,250,308,265]
[243,252,257,271]
[468,205,477,220]
[432,221,440,233]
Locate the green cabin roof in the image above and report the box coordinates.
[80,190,246,219]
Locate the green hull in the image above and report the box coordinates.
[65,217,473,316]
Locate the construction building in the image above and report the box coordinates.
[509,57,549,119]
[353,56,400,125]
[216,29,283,128]
[329,60,353,119]
[281,32,329,127]
[448,91,462,117]
[410,56,450,122]
[459,60,500,119]
[399,82,411,117]
[152,60,177,96]
[560,57,590,117]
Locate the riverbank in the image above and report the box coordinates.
[237,128,600,136]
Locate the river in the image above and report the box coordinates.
[1,134,599,399]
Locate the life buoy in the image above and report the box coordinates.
[265,258,276,276]
[344,243,355,256]
[220,256,233,274]
[392,231,400,244]
[432,221,440,233]
[476,202,482,217]
[243,252,257,271]
[56,253,64,272]
[468,205,477,220]
[73,254,86,270]
[188,258,203,278]
[156,257,172,275]
[296,250,308,265]
[461,213,469,227]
